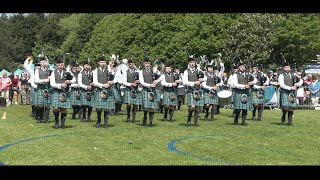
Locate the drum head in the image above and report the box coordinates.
[217,90,232,98]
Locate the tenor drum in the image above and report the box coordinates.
[217,90,232,98]
[218,90,232,106]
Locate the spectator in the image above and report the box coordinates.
[12,74,20,105]
[0,72,12,106]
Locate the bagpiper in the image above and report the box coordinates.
[250,64,269,121]
[278,62,303,125]
[50,56,75,129]
[69,61,82,120]
[183,57,205,126]
[202,64,222,121]
[34,55,52,123]
[230,62,256,126]
[139,57,159,126]
[122,58,143,123]
[78,60,94,122]
[174,68,185,111]
[93,56,115,128]
[160,63,180,122]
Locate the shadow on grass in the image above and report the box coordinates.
[177,123,201,127]
[270,122,286,126]
[91,124,116,128]
[51,125,74,129]
[136,123,159,127]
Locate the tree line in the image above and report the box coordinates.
[1,13,320,73]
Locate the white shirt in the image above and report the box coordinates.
[160,73,174,87]
[253,73,270,90]
[202,73,223,90]
[92,67,112,89]
[230,72,257,89]
[183,69,197,87]
[139,69,152,88]
[123,68,136,87]
[278,72,303,90]
[50,69,76,89]
[78,70,91,90]
[34,68,49,84]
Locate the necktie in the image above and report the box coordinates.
[287,73,291,79]
[58,70,62,79]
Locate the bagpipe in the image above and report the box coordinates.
[85,70,93,100]
[208,73,221,99]
[130,68,141,98]
[99,69,114,100]
[255,72,267,99]
[288,72,300,103]
[146,71,156,101]
[240,72,255,103]
[192,68,204,100]
[58,71,73,102]
[41,49,52,99]
[42,65,52,99]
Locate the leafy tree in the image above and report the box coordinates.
[0,16,24,71]
[271,14,320,70]
[224,13,285,70]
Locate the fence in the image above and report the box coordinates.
[217,86,319,110]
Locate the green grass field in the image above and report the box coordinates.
[1,104,319,165]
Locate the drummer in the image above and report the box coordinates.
[202,64,222,121]
[228,64,238,117]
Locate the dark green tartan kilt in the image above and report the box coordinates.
[251,89,265,105]
[112,86,121,102]
[162,91,178,106]
[156,89,163,101]
[187,92,204,107]
[94,88,115,110]
[51,91,71,108]
[142,89,159,109]
[279,89,296,108]
[34,88,51,106]
[177,87,186,96]
[30,88,35,105]
[203,91,219,105]
[233,89,253,110]
[123,88,143,105]
[81,90,94,107]
[70,89,82,106]
[178,95,185,102]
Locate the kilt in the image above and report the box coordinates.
[94,88,115,110]
[142,89,159,109]
[177,87,186,96]
[123,88,143,105]
[186,91,204,107]
[251,89,265,105]
[51,91,71,108]
[156,89,163,102]
[162,90,178,106]
[70,89,82,106]
[279,89,296,108]
[34,87,51,106]
[81,90,94,107]
[30,88,35,105]
[112,86,121,102]
[232,89,253,110]
[203,90,219,105]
